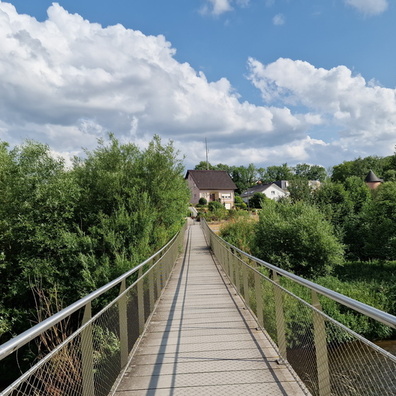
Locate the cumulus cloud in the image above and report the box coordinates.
[0,2,394,170]
[0,2,319,167]
[344,0,388,16]
[248,57,396,160]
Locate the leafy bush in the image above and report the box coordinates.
[198,197,207,205]
[253,201,344,278]
[220,218,255,254]
[234,195,248,210]
[208,201,224,211]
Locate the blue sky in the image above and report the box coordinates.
[1,0,396,170]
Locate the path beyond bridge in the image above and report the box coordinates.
[114,221,309,395]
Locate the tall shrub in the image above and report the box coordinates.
[253,201,344,278]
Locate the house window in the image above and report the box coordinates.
[271,191,276,195]
[221,193,231,199]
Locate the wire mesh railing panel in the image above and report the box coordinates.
[91,303,121,396]
[1,224,186,396]
[325,320,396,396]
[244,262,257,314]
[202,219,396,396]
[2,332,84,396]
[283,292,319,395]
[260,274,278,344]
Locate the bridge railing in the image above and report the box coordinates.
[202,219,396,396]
[0,224,186,396]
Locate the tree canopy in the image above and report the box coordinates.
[0,135,189,344]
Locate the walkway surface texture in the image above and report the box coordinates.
[115,221,309,395]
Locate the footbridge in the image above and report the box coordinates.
[1,219,396,395]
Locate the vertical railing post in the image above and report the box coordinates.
[255,269,264,328]
[119,280,128,368]
[226,248,231,278]
[137,268,145,335]
[156,259,162,297]
[243,262,249,306]
[230,250,235,286]
[235,255,241,294]
[273,271,287,360]
[312,291,331,396]
[149,259,155,312]
[81,302,94,396]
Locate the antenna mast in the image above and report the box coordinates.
[205,138,209,170]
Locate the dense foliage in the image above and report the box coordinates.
[0,135,189,344]
[215,153,396,340]
[194,161,327,193]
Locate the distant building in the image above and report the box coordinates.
[185,170,237,209]
[240,182,288,203]
[365,170,383,190]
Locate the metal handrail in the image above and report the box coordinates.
[202,218,396,396]
[0,229,181,361]
[202,218,396,329]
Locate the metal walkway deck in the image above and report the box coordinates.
[114,221,308,395]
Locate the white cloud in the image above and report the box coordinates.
[0,2,394,171]
[247,57,396,161]
[200,0,249,15]
[0,2,315,167]
[344,0,388,16]
[273,13,285,25]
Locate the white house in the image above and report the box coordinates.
[240,182,288,203]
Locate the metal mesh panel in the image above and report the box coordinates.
[325,319,396,396]
[1,225,186,396]
[91,303,121,396]
[3,332,84,396]
[202,219,396,396]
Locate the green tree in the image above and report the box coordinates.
[357,182,396,260]
[331,156,390,183]
[194,161,214,170]
[259,163,293,183]
[231,163,257,194]
[248,192,267,208]
[213,163,234,177]
[343,176,371,213]
[294,163,327,181]
[0,141,83,339]
[253,201,344,278]
[288,178,312,203]
[312,181,353,230]
[0,135,190,345]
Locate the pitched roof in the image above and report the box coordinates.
[185,170,237,190]
[365,170,383,183]
[241,183,272,197]
[241,183,285,198]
